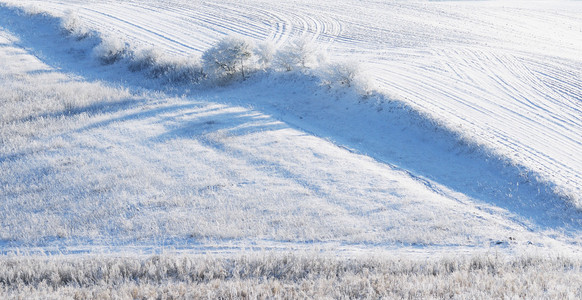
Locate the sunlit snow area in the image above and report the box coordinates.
[1,0,581,297]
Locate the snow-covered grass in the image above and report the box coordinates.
[0,31,135,170]
[4,5,582,255]
[0,0,581,252]
[1,1,582,296]
[2,252,582,299]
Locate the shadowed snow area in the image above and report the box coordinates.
[1,0,582,257]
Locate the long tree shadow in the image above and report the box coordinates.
[10,96,146,126]
[154,111,287,145]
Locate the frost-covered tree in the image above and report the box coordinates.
[93,36,127,65]
[275,38,318,71]
[202,36,255,83]
[326,61,360,87]
[60,10,91,39]
[254,41,275,69]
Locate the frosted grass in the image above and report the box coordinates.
[1,3,582,297]
[1,252,582,299]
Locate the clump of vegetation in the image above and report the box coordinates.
[47,2,368,93]
[86,26,369,92]
[274,38,320,71]
[202,35,255,84]
[92,36,127,65]
[60,10,91,40]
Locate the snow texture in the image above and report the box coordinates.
[0,0,581,283]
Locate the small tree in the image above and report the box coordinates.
[61,10,91,40]
[327,61,360,87]
[93,36,127,65]
[254,41,275,70]
[275,38,318,71]
[202,36,255,83]
[322,60,373,95]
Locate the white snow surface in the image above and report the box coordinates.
[9,0,581,200]
[1,0,581,256]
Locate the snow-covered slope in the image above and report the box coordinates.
[0,0,581,257]
[1,23,571,255]
[8,0,580,202]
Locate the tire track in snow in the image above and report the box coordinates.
[373,45,582,201]
[83,7,199,53]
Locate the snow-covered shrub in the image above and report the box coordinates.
[275,38,319,71]
[325,61,361,88]
[127,48,204,83]
[154,56,205,84]
[320,60,373,95]
[254,41,275,70]
[202,36,256,83]
[93,36,127,65]
[128,48,162,72]
[60,10,91,40]
[20,4,44,16]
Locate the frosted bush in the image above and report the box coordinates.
[20,4,44,16]
[326,61,360,87]
[321,60,373,95]
[254,41,275,69]
[60,10,91,40]
[126,47,204,83]
[202,35,256,83]
[153,56,205,84]
[275,38,319,71]
[93,36,127,65]
[128,48,163,72]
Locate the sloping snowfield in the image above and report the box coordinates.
[12,0,581,201]
[1,0,582,297]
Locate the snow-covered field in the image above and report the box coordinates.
[1,0,581,297]
[9,0,581,202]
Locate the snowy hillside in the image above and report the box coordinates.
[8,0,580,203]
[1,0,582,297]
[2,1,582,252]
